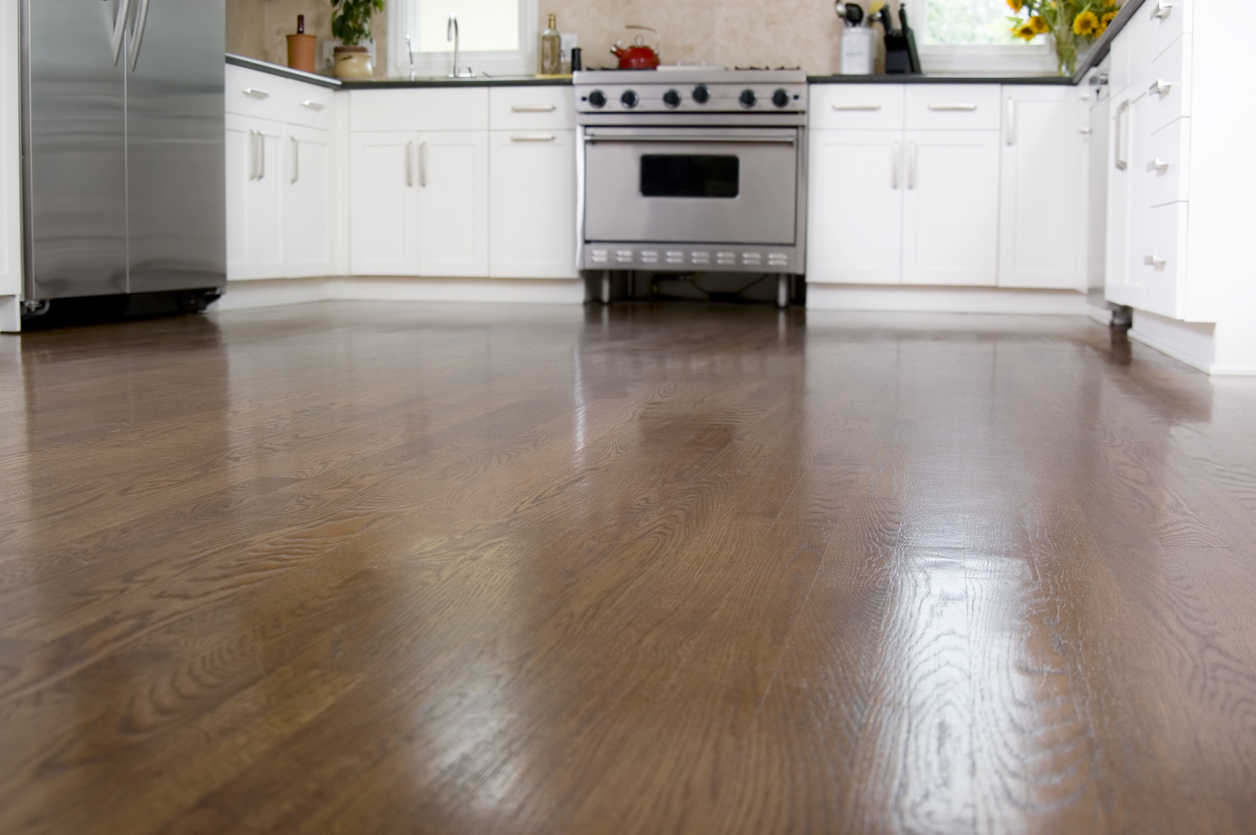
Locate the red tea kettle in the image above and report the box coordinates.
[611,26,661,69]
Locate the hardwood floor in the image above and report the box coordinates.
[1,301,1255,834]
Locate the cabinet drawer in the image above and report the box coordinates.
[1145,117,1189,207]
[1134,201,1188,319]
[1145,0,1190,62]
[351,88,489,132]
[284,83,336,130]
[809,85,904,130]
[490,86,575,130]
[225,65,291,120]
[905,85,1001,131]
[1145,35,1191,133]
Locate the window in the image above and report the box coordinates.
[913,0,1054,75]
[389,0,537,79]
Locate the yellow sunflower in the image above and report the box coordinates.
[1014,21,1037,40]
[1098,10,1117,34]
[1029,15,1049,34]
[1006,0,1024,11]
[1073,10,1099,35]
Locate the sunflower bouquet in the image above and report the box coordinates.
[1007,0,1120,75]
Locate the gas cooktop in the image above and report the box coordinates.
[573,67,807,114]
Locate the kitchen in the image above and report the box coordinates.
[2,1,1256,833]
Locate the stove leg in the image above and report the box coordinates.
[776,274,789,309]
[601,271,612,305]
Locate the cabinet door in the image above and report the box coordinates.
[489,131,577,279]
[998,87,1087,289]
[225,114,285,281]
[417,131,489,277]
[901,130,1000,287]
[806,130,904,284]
[350,131,420,276]
[284,125,335,279]
[1104,92,1147,309]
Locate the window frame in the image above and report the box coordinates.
[914,0,1057,76]
[388,0,538,79]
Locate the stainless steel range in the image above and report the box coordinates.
[574,68,808,305]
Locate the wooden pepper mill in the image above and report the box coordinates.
[287,15,317,73]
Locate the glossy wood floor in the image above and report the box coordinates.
[3,301,1256,834]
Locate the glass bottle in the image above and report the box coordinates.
[540,14,561,75]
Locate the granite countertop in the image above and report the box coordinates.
[807,74,1073,85]
[225,53,570,89]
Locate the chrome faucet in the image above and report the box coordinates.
[405,34,416,80]
[446,13,473,78]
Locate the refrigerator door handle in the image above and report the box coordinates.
[111,0,133,65]
[129,0,152,70]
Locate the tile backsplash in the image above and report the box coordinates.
[225,0,903,78]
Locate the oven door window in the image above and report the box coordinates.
[640,155,739,198]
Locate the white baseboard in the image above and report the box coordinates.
[211,275,585,312]
[213,277,330,311]
[327,276,584,305]
[0,295,20,333]
[1128,309,1216,374]
[806,284,1090,316]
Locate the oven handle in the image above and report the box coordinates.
[584,134,797,145]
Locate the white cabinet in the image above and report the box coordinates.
[225,114,286,281]
[417,131,488,277]
[807,84,1000,287]
[349,132,419,275]
[224,66,340,282]
[998,86,1088,290]
[489,130,577,279]
[807,130,904,285]
[348,129,489,277]
[348,87,492,279]
[901,130,1000,286]
[285,125,336,278]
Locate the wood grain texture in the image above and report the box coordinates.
[1,303,1256,834]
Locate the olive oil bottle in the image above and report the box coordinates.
[540,14,561,75]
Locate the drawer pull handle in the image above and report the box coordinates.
[243,87,269,99]
[405,140,413,187]
[1079,126,1092,135]
[832,104,882,111]
[1149,79,1172,97]
[1144,255,1167,269]
[1150,0,1173,20]
[511,104,557,112]
[928,103,978,111]
[301,100,325,111]
[1147,158,1170,174]
[1114,100,1130,171]
[892,141,900,189]
[511,134,556,142]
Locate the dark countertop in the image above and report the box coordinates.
[339,76,572,89]
[225,53,570,89]
[226,54,342,89]
[807,74,1073,85]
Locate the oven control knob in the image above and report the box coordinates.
[621,90,639,108]
[772,89,790,108]
[739,89,757,108]
[663,89,682,108]
[692,84,710,104]
[588,90,607,108]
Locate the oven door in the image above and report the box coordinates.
[583,127,799,245]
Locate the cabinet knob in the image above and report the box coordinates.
[1146,158,1170,174]
[1144,255,1167,269]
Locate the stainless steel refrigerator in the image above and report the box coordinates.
[20,0,226,315]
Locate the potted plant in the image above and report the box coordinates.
[1007,0,1119,76]
[330,0,384,79]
